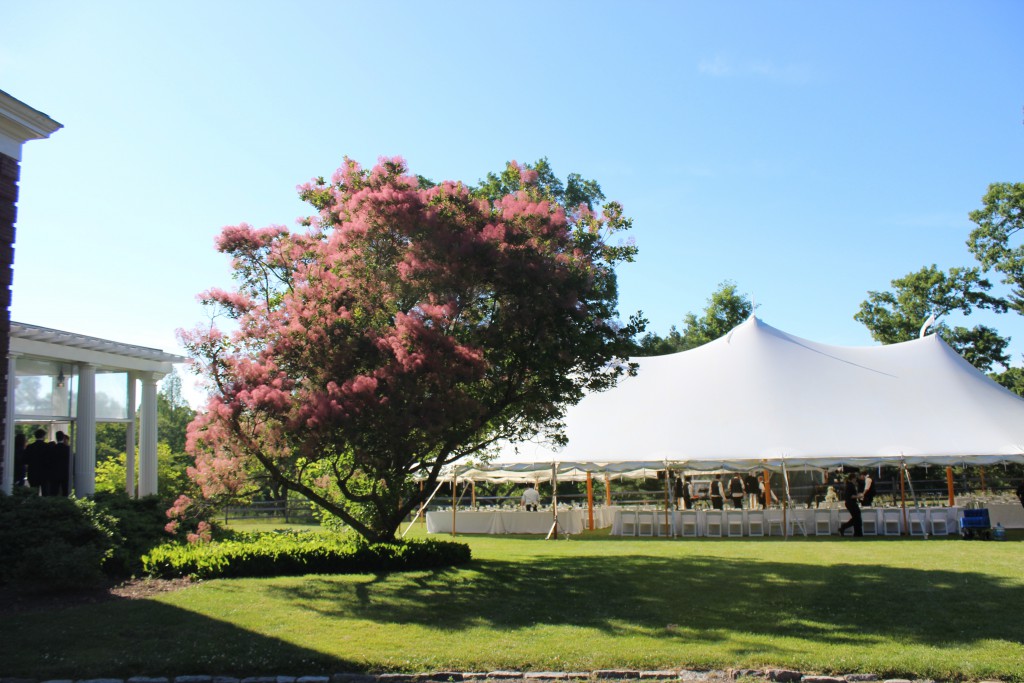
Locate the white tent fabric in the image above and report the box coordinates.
[465,316,1024,478]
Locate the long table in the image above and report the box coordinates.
[610,506,962,537]
[986,502,1024,529]
[426,509,588,535]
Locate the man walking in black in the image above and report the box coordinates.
[838,472,863,537]
[23,428,49,493]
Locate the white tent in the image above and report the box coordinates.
[462,316,1024,480]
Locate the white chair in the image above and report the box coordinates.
[726,510,745,537]
[636,510,655,537]
[837,509,851,534]
[747,510,765,537]
[881,508,902,536]
[765,509,785,536]
[908,508,927,537]
[928,508,950,536]
[814,509,832,536]
[705,510,724,537]
[783,510,807,536]
[861,508,878,536]
[679,510,699,537]
[619,510,638,537]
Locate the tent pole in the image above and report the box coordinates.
[471,480,476,509]
[781,459,791,540]
[402,479,446,538]
[605,473,612,507]
[663,466,671,537]
[945,466,955,507]
[899,460,907,536]
[764,469,772,511]
[903,462,926,539]
[546,463,559,540]
[451,474,457,537]
[586,471,594,531]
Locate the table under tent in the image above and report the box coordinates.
[414,316,1024,539]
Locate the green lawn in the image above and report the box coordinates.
[3,529,1022,681]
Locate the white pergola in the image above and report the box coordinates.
[3,321,185,497]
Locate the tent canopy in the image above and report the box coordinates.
[463,316,1024,480]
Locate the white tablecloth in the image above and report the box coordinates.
[425,509,585,535]
[425,510,498,534]
[593,506,616,529]
[986,503,1024,529]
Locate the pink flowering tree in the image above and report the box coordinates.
[180,156,643,543]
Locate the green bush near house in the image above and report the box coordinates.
[0,489,118,591]
[91,491,176,577]
[142,531,471,579]
[0,489,179,590]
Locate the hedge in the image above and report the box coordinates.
[0,491,118,591]
[142,531,471,579]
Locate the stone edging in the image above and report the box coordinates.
[2,669,1003,683]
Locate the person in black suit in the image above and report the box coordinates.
[46,430,72,496]
[24,429,49,492]
[744,473,759,508]
[838,472,863,537]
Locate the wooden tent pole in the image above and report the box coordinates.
[586,471,594,531]
[471,480,476,509]
[605,473,612,507]
[419,480,425,524]
[945,466,955,507]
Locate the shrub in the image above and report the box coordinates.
[142,531,471,579]
[0,490,118,591]
[91,492,176,577]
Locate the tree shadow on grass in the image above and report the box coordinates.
[0,594,360,679]
[271,553,1024,648]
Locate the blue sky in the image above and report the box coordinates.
[3,1,1023,406]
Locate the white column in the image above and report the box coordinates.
[2,354,17,495]
[74,363,96,496]
[138,372,161,497]
[125,373,137,497]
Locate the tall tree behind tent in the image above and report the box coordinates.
[637,281,753,355]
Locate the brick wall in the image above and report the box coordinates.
[0,151,18,466]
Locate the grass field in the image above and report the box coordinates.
[2,528,1022,681]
